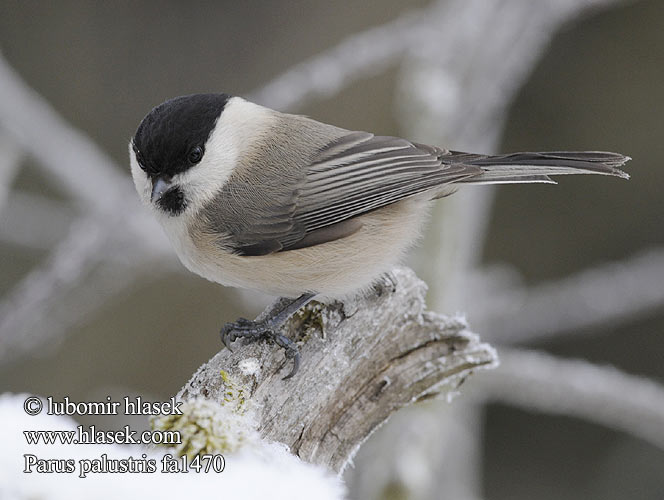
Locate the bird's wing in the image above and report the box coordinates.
[209,130,480,256]
[285,132,479,246]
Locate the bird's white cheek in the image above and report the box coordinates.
[175,156,236,212]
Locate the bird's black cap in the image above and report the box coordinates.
[132,93,231,179]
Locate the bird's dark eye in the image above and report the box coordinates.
[188,145,204,164]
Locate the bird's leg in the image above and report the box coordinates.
[220,293,316,379]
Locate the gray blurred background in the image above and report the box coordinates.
[0,0,662,499]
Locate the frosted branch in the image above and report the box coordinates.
[249,9,427,111]
[0,53,175,363]
[0,53,181,365]
[473,248,664,344]
[0,216,114,361]
[474,347,664,450]
[178,268,497,473]
[0,132,22,213]
[0,214,177,366]
[0,52,131,212]
[0,191,75,249]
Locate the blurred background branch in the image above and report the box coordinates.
[473,347,664,451]
[474,247,664,344]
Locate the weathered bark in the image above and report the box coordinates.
[178,267,497,473]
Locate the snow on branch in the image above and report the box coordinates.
[474,347,664,450]
[176,268,497,473]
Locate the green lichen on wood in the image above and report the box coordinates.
[218,369,248,410]
[151,371,255,459]
[288,301,325,342]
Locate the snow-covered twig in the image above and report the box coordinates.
[0,52,185,362]
[474,347,664,450]
[0,206,178,366]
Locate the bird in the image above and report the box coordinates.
[130,93,629,378]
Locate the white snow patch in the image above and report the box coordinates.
[0,393,345,500]
[238,358,261,377]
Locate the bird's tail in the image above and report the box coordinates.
[442,151,630,185]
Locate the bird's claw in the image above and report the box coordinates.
[220,318,251,351]
[219,319,301,379]
[273,333,301,380]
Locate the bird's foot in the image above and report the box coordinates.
[220,318,301,379]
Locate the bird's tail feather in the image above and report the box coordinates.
[443,151,630,185]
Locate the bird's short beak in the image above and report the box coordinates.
[151,176,172,202]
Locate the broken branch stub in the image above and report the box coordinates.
[178,267,497,473]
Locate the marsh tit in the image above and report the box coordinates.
[130,93,629,377]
